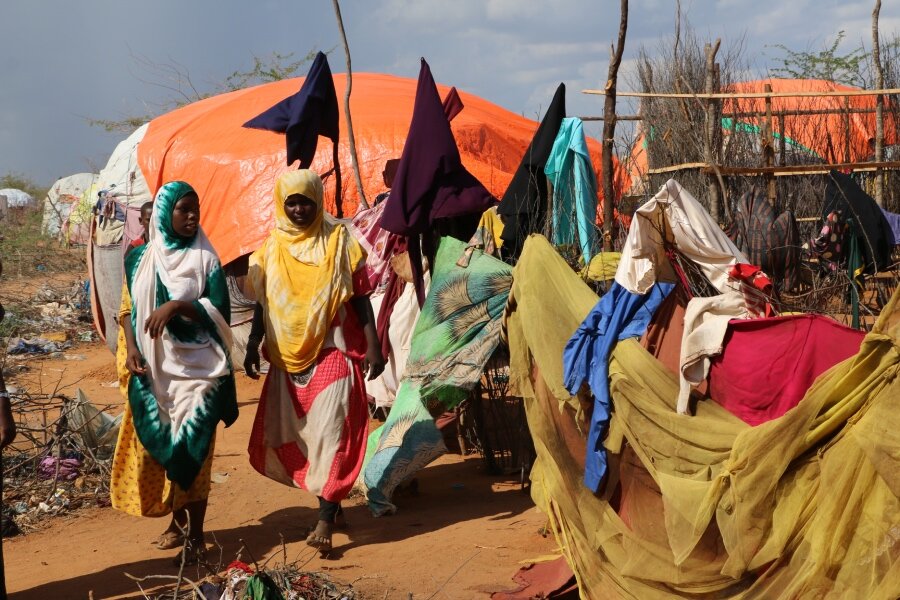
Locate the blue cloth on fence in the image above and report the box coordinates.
[563,281,674,492]
[881,207,900,246]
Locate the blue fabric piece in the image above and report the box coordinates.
[243,51,339,168]
[563,281,675,492]
[881,207,900,246]
[544,117,598,261]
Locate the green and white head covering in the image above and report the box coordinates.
[124,181,237,490]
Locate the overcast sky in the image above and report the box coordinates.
[2,0,898,185]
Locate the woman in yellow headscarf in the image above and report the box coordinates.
[245,170,384,554]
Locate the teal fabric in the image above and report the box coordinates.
[544,117,598,262]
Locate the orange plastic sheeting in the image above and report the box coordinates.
[138,73,619,266]
[625,78,898,193]
[726,78,898,162]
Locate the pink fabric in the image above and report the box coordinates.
[248,309,368,502]
[348,200,403,294]
[708,314,865,426]
[122,206,145,254]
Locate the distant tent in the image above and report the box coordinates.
[0,188,35,208]
[43,173,97,237]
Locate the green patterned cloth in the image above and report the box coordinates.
[124,181,237,490]
[361,236,512,515]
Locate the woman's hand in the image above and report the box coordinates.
[144,301,179,339]
[363,344,386,381]
[244,339,262,380]
[126,343,147,375]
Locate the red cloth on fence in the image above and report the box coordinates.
[708,314,865,426]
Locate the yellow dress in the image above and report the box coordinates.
[109,284,214,517]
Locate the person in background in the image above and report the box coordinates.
[373,158,400,205]
[244,170,384,555]
[110,182,237,565]
[127,202,154,254]
[0,258,17,599]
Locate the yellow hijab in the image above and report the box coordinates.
[249,170,365,373]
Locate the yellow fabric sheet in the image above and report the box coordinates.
[248,170,364,372]
[581,251,621,283]
[506,234,900,599]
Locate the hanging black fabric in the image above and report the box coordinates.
[823,170,894,274]
[497,83,566,259]
[243,51,339,169]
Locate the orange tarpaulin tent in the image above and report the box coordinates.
[624,78,898,196]
[138,72,622,266]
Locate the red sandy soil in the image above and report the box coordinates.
[2,274,556,599]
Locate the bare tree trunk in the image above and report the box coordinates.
[704,40,721,221]
[602,0,628,252]
[763,83,776,203]
[872,0,885,206]
[332,0,368,215]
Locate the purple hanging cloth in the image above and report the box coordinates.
[381,58,495,304]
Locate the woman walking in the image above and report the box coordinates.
[110,181,237,563]
[244,170,384,554]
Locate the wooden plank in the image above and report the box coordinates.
[646,160,900,176]
[582,88,900,99]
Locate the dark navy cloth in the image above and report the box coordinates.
[563,281,674,492]
[243,51,339,168]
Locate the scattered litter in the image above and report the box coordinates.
[211,472,231,484]
[38,457,82,481]
[41,331,69,343]
[6,337,69,355]
[101,380,119,387]
[63,354,87,361]
[77,331,95,343]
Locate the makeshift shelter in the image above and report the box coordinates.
[138,73,561,267]
[0,188,35,208]
[90,72,620,352]
[625,78,899,196]
[505,232,899,599]
[42,173,97,237]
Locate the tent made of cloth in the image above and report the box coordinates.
[504,234,900,599]
[42,173,97,237]
[96,123,152,208]
[138,73,620,267]
[0,188,35,208]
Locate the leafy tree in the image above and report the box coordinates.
[768,31,868,87]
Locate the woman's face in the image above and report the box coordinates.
[284,193,318,229]
[172,193,200,238]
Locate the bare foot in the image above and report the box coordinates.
[305,520,333,553]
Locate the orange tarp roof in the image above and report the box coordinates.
[139,73,621,266]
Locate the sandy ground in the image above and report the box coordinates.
[2,278,556,600]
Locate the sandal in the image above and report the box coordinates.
[155,531,185,550]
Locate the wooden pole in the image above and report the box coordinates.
[601,0,628,252]
[843,96,852,163]
[872,0,885,206]
[704,40,721,223]
[778,114,786,166]
[763,83,776,203]
[331,0,368,214]
[582,87,900,99]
